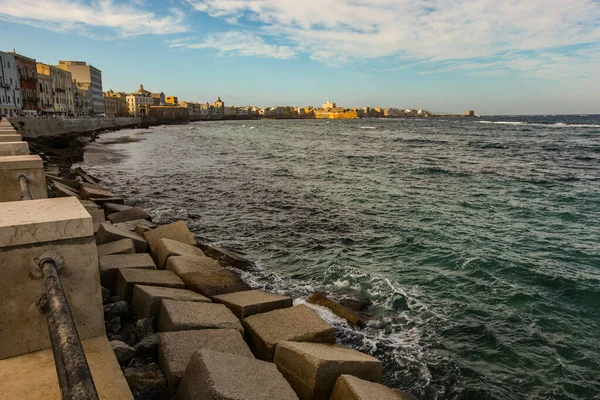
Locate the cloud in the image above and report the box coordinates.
[167,31,296,59]
[0,0,188,37]
[185,0,600,79]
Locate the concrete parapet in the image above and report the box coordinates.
[131,285,210,319]
[0,335,133,399]
[158,300,243,333]
[243,304,335,361]
[213,289,293,320]
[0,154,47,201]
[174,349,298,400]
[116,269,185,302]
[274,342,382,400]
[99,253,157,292]
[158,329,253,389]
[0,197,103,359]
[9,116,143,138]
[0,141,29,156]
[154,238,205,269]
[330,375,417,400]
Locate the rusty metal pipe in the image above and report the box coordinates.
[18,174,32,200]
[39,259,100,400]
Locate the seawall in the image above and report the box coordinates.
[9,117,143,139]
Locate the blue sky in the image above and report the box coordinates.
[1,0,599,114]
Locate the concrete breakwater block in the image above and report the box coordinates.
[131,285,210,319]
[0,335,133,400]
[97,238,135,257]
[99,253,157,292]
[159,329,254,389]
[107,206,151,224]
[274,342,383,400]
[158,300,243,333]
[155,239,205,269]
[96,222,148,253]
[0,141,28,156]
[166,255,222,277]
[0,154,47,201]
[112,219,156,232]
[199,243,255,271]
[306,292,367,327]
[0,134,21,142]
[243,304,335,361]
[181,268,250,298]
[330,375,417,400]
[116,269,185,303]
[88,207,106,225]
[143,221,197,255]
[80,183,115,200]
[103,202,132,215]
[0,197,103,359]
[52,181,81,198]
[174,349,298,400]
[213,289,293,320]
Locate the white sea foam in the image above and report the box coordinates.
[478,121,600,128]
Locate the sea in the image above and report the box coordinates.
[78,115,600,400]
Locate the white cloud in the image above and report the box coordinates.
[0,0,188,36]
[185,0,600,79]
[167,31,296,59]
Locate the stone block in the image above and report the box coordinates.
[96,222,148,253]
[158,329,253,389]
[131,285,210,319]
[0,155,47,201]
[134,224,152,235]
[80,183,115,200]
[0,335,133,399]
[174,349,297,400]
[306,292,367,327]
[80,199,102,209]
[116,269,185,303]
[213,289,293,320]
[274,342,383,400]
[165,255,221,277]
[243,304,335,361]
[92,197,125,206]
[103,202,132,215]
[88,207,106,225]
[0,197,103,359]
[112,219,156,232]
[158,300,243,333]
[0,134,21,142]
[155,239,205,269]
[330,375,417,400]
[0,141,28,156]
[53,180,81,198]
[97,238,135,257]
[199,243,255,271]
[48,175,81,191]
[107,206,151,223]
[99,253,157,292]
[143,220,196,256]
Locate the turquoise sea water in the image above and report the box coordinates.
[80,116,600,399]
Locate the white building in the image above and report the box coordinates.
[0,51,21,117]
[126,84,153,117]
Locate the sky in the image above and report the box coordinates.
[1,0,599,115]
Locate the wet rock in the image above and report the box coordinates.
[102,287,112,304]
[339,297,373,314]
[135,333,160,360]
[104,301,134,322]
[198,243,256,271]
[111,340,135,364]
[134,317,155,342]
[119,321,137,345]
[124,363,168,400]
[307,291,368,327]
[106,316,121,335]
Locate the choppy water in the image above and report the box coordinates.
[79,115,600,400]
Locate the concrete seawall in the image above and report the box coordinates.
[9,117,143,139]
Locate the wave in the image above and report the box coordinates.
[361,126,377,130]
[478,121,600,128]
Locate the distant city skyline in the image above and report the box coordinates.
[1,0,599,115]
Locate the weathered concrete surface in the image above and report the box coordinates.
[154,238,205,269]
[96,222,148,253]
[0,197,104,359]
[0,155,47,201]
[330,375,417,400]
[165,255,222,277]
[103,202,132,215]
[143,221,197,255]
[158,300,243,333]
[88,207,106,225]
[131,285,210,319]
[243,304,335,361]
[52,181,81,198]
[182,269,250,298]
[99,253,157,292]
[0,134,22,142]
[0,141,28,156]
[10,116,142,138]
[81,184,115,200]
[213,289,293,320]
[306,292,367,327]
[107,207,151,223]
[158,329,253,388]
[174,349,297,400]
[116,269,185,303]
[113,219,156,232]
[134,224,152,235]
[97,238,135,257]
[199,243,256,271]
[274,342,383,400]
[0,335,133,399]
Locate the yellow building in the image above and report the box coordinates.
[322,101,336,110]
[103,95,119,117]
[36,63,75,115]
[165,96,178,105]
[104,90,128,117]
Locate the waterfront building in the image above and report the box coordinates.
[165,96,178,106]
[146,105,188,124]
[104,90,128,116]
[212,97,224,118]
[11,52,38,115]
[37,63,75,115]
[151,92,165,106]
[0,51,21,117]
[126,84,153,117]
[323,101,336,110]
[58,61,104,115]
[466,110,475,117]
[179,101,202,120]
[75,81,93,116]
[103,95,119,117]
[36,67,53,114]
